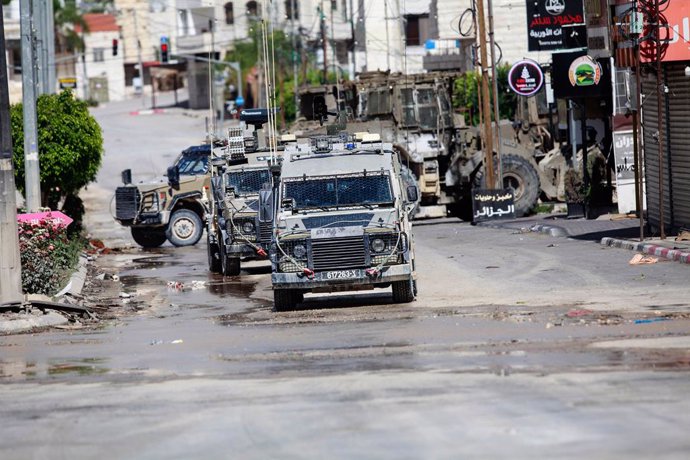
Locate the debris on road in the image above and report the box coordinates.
[629,254,658,265]
[119,292,132,298]
[566,309,593,318]
[634,317,670,325]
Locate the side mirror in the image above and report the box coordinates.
[121,169,132,185]
[259,190,274,223]
[225,184,237,197]
[167,165,180,190]
[406,185,419,203]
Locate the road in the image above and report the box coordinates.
[1,94,690,459]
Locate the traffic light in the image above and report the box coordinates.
[160,36,169,63]
[112,38,118,56]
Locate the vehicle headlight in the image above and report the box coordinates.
[241,221,255,233]
[370,238,386,253]
[293,244,307,259]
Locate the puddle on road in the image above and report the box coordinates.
[0,357,110,381]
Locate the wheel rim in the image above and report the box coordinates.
[503,174,524,201]
[172,216,195,241]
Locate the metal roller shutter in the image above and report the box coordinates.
[664,64,690,229]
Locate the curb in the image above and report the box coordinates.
[129,108,166,116]
[601,237,690,265]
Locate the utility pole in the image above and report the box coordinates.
[384,0,390,71]
[46,0,56,93]
[487,0,503,185]
[291,0,299,113]
[20,0,41,212]
[475,0,495,189]
[320,1,328,82]
[132,8,145,107]
[81,34,89,100]
[348,0,356,76]
[0,3,23,304]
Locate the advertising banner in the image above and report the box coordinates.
[507,59,545,97]
[649,2,690,62]
[526,0,586,51]
[551,50,611,99]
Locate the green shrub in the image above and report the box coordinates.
[10,90,103,208]
[18,218,82,295]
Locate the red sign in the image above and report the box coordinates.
[17,211,73,228]
[648,2,690,62]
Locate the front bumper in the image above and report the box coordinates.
[225,242,269,260]
[272,263,413,290]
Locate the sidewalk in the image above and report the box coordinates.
[478,213,690,266]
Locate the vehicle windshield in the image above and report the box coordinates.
[227,169,271,195]
[283,172,393,209]
[176,155,208,175]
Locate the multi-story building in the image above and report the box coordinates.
[2,0,23,104]
[76,13,126,102]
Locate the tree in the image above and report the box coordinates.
[10,90,103,208]
[54,0,89,54]
[453,64,517,126]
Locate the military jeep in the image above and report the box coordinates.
[114,144,212,248]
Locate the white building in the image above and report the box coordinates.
[2,0,23,104]
[76,13,126,102]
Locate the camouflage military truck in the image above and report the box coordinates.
[269,133,418,311]
[114,144,212,248]
[292,72,566,219]
[206,110,281,276]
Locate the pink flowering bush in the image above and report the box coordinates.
[18,218,81,295]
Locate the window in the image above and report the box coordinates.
[404,14,430,47]
[246,1,260,17]
[93,48,105,62]
[284,0,299,20]
[330,0,337,11]
[224,2,234,24]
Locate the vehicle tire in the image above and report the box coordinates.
[131,227,167,248]
[392,278,415,303]
[501,154,540,217]
[274,289,297,311]
[166,209,203,247]
[207,235,222,273]
[221,256,241,276]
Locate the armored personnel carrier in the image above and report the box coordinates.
[268,133,418,311]
[206,109,281,276]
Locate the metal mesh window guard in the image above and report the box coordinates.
[283,173,393,209]
[226,169,271,195]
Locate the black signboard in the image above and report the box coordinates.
[526,0,586,51]
[472,189,516,223]
[508,59,544,97]
[551,50,611,99]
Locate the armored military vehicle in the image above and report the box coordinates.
[292,72,566,219]
[269,133,418,311]
[206,110,281,276]
[114,144,212,248]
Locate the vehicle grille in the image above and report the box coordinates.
[259,221,273,243]
[115,187,140,220]
[312,236,366,271]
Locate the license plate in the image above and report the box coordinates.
[320,269,363,280]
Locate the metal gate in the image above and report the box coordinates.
[641,63,690,232]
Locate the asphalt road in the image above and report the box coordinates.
[1,94,689,459]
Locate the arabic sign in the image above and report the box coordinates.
[552,51,611,99]
[613,130,639,181]
[472,189,516,223]
[526,0,586,51]
[17,211,74,228]
[641,2,690,62]
[507,59,545,97]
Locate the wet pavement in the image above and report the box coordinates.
[3,94,690,458]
